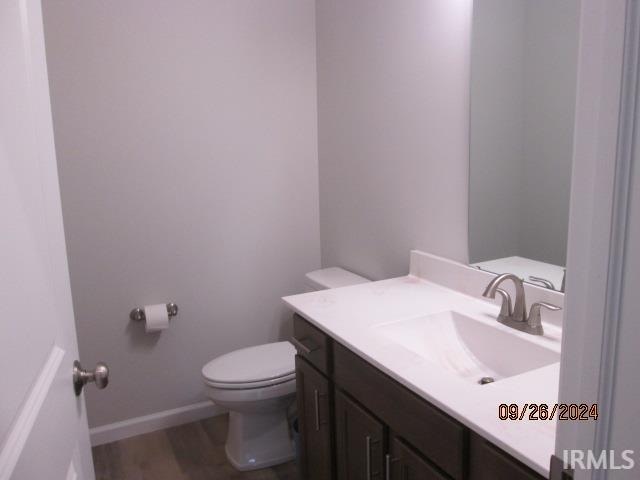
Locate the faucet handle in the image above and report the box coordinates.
[495,288,512,318]
[527,302,562,334]
[528,276,555,290]
[530,301,562,314]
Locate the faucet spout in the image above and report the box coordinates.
[482,273,526,322]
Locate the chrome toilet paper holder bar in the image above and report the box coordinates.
[130,303,178,322]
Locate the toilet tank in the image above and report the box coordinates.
[303,267,370,292]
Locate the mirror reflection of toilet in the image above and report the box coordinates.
[201,267,369,471]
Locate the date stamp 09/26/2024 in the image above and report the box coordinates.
[498,403,599,421]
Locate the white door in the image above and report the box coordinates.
[1,0,97,479]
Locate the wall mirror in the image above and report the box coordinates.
[468,0,581,292]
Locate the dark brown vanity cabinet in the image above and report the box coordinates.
[295,356,333,480]
[388,436,449,480]
[468,433,545,480]
[334,390,385,479]
[333,391,446,480]
[293,314,332,374]
[292,314,546,480]
[333,343,465,480]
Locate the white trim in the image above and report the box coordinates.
[0,345,65,480]
[554,0,628,465]
[89,401,227,446]
[593,1,640,477]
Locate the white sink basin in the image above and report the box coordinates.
[375,310,559,384]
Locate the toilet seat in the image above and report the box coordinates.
[205,377,296,405]
[203,373,295,390]
[202,341,295,390]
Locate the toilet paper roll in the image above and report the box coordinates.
[144,304,169,332]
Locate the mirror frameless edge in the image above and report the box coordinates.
[467,0,580,292]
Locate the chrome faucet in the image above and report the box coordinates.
[482,273,561,335]
[483,274,527,321]
[528,276,555,290]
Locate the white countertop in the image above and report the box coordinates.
[283,274,561,477]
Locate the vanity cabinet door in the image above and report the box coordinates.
[296,356,333,480]
[335,389,385,480]
[468,433,545,480]
[334,343,465,480]
[388,436,447,480]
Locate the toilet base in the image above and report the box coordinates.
[224,410,295,471]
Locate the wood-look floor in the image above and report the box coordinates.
[92,415,299,480]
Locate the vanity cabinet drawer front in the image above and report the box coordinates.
[334,343,465,480]
[293,314,331,375]
[389,435,448,480]
[296,356,333,480]
[335,389,385,480]
[468,434,545,480]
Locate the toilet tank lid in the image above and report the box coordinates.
[305,267,370,290]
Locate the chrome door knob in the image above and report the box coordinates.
[73,360,109,396]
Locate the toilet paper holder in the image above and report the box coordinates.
[130,303,179,322]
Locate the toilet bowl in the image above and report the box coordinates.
[203,342,297,471]
[202,267,370,471]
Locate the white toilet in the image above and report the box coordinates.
[202,267,370,471]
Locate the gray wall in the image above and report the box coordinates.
[42,0,320,428]
[317,0,473,280]
[519,0,579,265]
[469,0,526,263]
[469,0,579,266]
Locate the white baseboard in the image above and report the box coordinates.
[89,401,227,446]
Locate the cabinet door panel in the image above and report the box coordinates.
[334,343,465,480]
[296,356,333,480]
[469,434,545,480]
[388,436,447,480]
[335,389,385,480]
